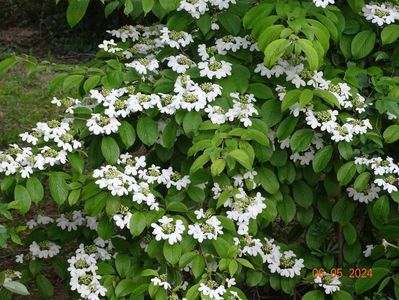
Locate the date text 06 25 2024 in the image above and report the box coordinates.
[312,268,373,278]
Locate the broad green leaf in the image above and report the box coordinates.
[67,0,90,27]
[162,120,177,149]
[354,172,370,192]
[137,116,159,146]
[211,159,226,177]
[351,30,376,59]
[314,89,340,108]
[183,111,202,136]
[302,290,325,300]
[264,39,290,67]
[337,162,356,185]
[26,177,44,204]
[36,275,54,299]
[381,24,399,45]
[9,185,31,214]
[373,196,390,224]
[383,125,399,143]
[312,145,333,173]
[290,129,314,152]
[255,167,280,194]
[119,121,136,148]
[105,1,119,18]
[218,12,241,35]
[101,136,120,164]
[292,180,313,208]
[192,256,206,278]
[115,279,136,298]
[67,152,84,174]
[343,223,357,245]
[115,254,131,277]
[163,243,182,265]
[129,211,146,237]
[142,0,155,14]
[229,149,253,170]
[277,196,296,223]
[296,39,320,70]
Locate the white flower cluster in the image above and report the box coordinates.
[68,242,109,300]
[314,272,341,294]
[234,235,304,278]
[362,2,399,26]
[178,0,236,18]
[187,209,223,242]
[151,216,186,245]
[312,0,334,8]
[0,117,82,178]
[224,188,266,234]
[26,210,97,231]
[354,156,399,193]
[150,274,188,299]
[93,154,190,212]
[29,241,61,259]
[198,277,236,300]
[346,184,380,203]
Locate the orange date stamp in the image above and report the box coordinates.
[312,267,373,278]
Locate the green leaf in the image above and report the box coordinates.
[101,136,120,164]
[277,196,296,223]
[229,149,253,170]
[290,129,314,152]
[312,145,333,173]
[116,254,131,277]
[26,177,44,204]
[292,180,313,208]
[3,281,30,296]
[159,0,179,12]
[183,112,202,136]
[36,275,54,299]
[197,14,211,35]
[343,223,357,245]
[332,198,355,224]
[354,172,370,192]
[190,153,210,174]
[179,252,197,268]
[211,159,226,177]
[8,185,31,214]
[331,290,353,300]
[192,256,206,278]
[247,83,273,100]
[355,267,390,294]
[187,186,205,203]
[218,12,241,35]
[337,162,356,185]
[373,196,390,224]
[115,279,136,298]
[255,167,280,194]
[129,211,146,237]
[105,1,120,18]
[83,75,101,93]
[383,125,399,143]
[0,55,18,75]
[351,30,376,59]
[314,89,340,108]
[67,0,90,27]
[237,258,255,269]
[163,243,182,265]
[67,152,84,174]
[162,120,177,149]
[302,290,325,300]
[137,116,159,146]
[264,39,290,67]
[142,0,154,14]
[63,74,84,93]
[119,121,136,148]
[296,39,319,70]
[381,24,399,45]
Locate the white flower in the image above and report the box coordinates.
[205,105,227,124]
[198,58,232,79]
[160,27,193,49]
[314,272,341,294]
[313,0,335,8]
[178,0,208,18]
[268,250,304,278]
[87,114,120,135]
[125,56,159,75]
[15,254,24,264]
[29,241,61,259]
[188,214,223,243]
[166,55,195,74]
[113,211,132,229]
[198,281,226,300]
[151,216,185,245]
[151,275,171,290]
[363,244,375,257]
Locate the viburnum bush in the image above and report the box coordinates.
[3,0,399,299]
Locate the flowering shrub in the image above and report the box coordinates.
[2,0,399,299]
